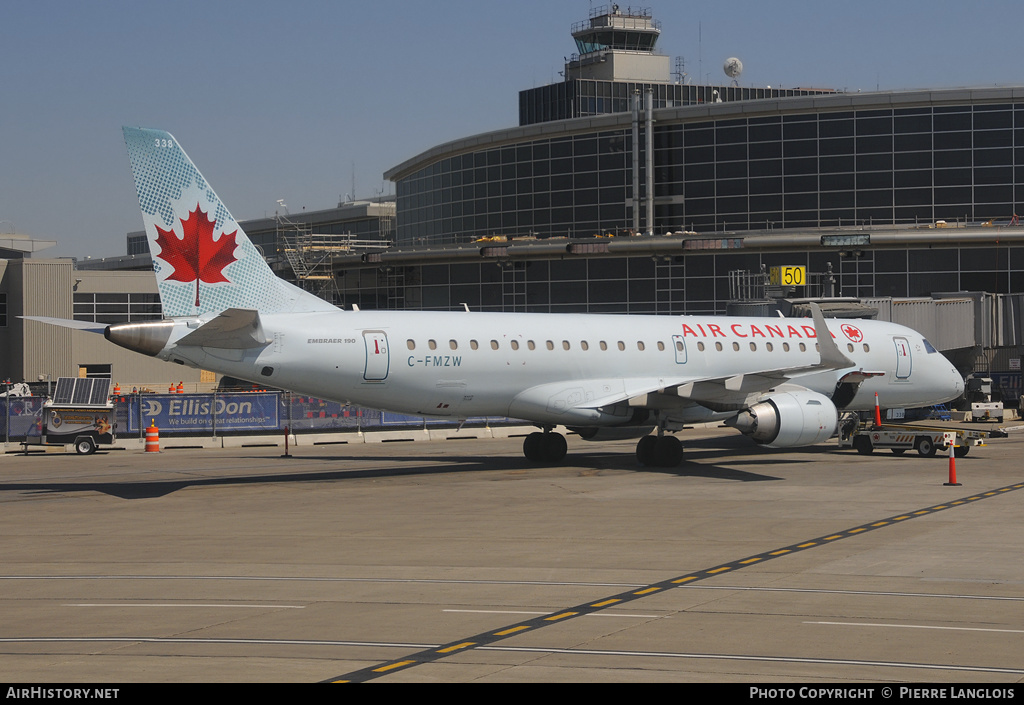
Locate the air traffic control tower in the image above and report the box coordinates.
[565,4,666,83]
[519,4,834,126]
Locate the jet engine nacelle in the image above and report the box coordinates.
[728,390,838,448]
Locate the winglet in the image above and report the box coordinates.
[809,302,856,369]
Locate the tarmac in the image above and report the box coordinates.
[1,422,1022,683]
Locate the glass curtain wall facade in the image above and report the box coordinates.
[397,130,632,247]
[374,89,1024,315]
[519,81,834,126]
[396,92,1024,247]
[337,244,1024,316]
[659,103,1021,232]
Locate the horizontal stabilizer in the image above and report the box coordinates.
[21,316,106,334]
[176,308,269,349]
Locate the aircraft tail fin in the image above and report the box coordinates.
[122,127,337,318]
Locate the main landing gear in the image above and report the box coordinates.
[635,434,683,467]
[523,430,568,463]
[522,427,684,468]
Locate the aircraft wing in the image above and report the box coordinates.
[576,360,844,413]
[576,302,870,412]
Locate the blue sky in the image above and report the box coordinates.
[2,0,1023,258]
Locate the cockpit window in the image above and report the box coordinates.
[922,338,938,354]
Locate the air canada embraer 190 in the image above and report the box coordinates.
[33,128,966,467]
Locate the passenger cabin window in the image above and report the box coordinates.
[510,340,519,350]
[428,339,437,350]
[450,340,458,350]
[490,340,499,350]
[407,339,415,350]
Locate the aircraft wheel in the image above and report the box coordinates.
[852,436,874,455]
[954,444,970,458]
[653,436,683,467]
[524,432,566,464]
[523,432,543,462]
[74,436,97,455]
[541,432,567,463]
[636,436,657,466]
[915,436,937,458]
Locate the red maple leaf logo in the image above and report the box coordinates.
[154,205,238,307]
[841,323,864,343]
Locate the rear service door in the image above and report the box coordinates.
[363,331,390,381]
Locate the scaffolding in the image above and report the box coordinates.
[276,214,391,305]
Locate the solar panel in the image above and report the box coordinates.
[51,378,112,407]
[52,378,76,405]
[71,378,94,405]
[89,379,111,405]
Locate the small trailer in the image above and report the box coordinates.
[22,378,115,454]
[838,414,1007,457]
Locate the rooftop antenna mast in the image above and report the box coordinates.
[673,56,689,84]
[698,22,702,85]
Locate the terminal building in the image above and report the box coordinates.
[3,5,1024,401]
[330,4,1024,399]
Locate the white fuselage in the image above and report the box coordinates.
[158,310,964,425]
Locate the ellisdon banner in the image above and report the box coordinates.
[125,393,280,433]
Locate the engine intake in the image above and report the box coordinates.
[727,390,837,448]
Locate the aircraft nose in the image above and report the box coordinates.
[951,367,964,397]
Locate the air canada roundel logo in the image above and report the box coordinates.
[154,205,238,307]
[840,323,864,343]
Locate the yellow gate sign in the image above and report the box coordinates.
[769,265,806,287]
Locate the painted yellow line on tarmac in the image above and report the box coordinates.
[545,612,577,621]
[325,479,1024,683]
